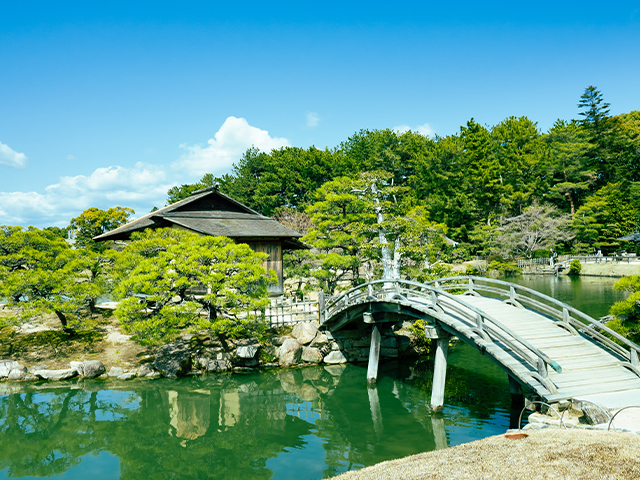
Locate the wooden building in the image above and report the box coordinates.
[94,186,307,295]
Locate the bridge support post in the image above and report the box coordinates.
[508,375,525,429]
[431,336,450,412]
[367,324,381,385]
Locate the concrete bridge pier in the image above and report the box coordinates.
[508,375,525,429]
[365,312,380,385]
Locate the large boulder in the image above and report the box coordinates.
[196,357,231,372]
[0,360,20,379]
[323,350,347,364]
[279,338,302,366]
[35,368,79,381]
[292,322,319,345]
[71,360,106,378]
[233,345,260,367]
[8,365,27,380]
[301,347,323,364]
[153,341,192,377]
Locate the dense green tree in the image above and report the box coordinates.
[69,206,134,252]
[112,228,275,345]
[544,119,594,214]
[608,274,640,345]
[491,116,551,215]
[0,227,105,330]
[572,182,640,254]
[303,172,446,293]
[166,173,218,205]
[578,86,618,186]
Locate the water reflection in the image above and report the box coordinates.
[0,353,512,480]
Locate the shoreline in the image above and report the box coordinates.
[330,428,640,480]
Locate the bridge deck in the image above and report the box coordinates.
[454,295,640,409]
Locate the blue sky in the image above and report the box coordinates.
[1,1,639,227]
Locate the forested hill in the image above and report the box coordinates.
[167,87,640,256]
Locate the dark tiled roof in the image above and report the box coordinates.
[93,189,305,248]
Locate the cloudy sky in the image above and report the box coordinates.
[1,1,639,227]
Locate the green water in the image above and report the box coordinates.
[0,276,627,479]
[507,275,629,319]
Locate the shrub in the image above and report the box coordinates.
[568,259,582,276]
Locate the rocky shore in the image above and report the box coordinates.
[0,318,419,386]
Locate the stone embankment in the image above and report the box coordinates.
[0,321,418,383]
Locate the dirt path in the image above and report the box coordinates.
[0,306,147,371]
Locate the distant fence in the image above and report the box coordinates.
[517,255,637,268]
[253,293,324,327]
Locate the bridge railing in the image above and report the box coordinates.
[323,278,563,388]
[425,276,640,369]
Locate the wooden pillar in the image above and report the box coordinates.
[367,324,381,385]
[430,337,449,412]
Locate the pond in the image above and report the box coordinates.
[0,275,628,479]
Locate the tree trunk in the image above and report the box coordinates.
[54,310,74,333]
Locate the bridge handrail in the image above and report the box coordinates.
[425,276,640,365]
[323,278,562,377]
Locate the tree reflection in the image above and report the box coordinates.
[0,353,512,480]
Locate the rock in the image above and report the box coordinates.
[380,347,398,358]
[301,347,323,364]
[292,322,319,345]
[27,365,47,373]
[145,371,161,378]
[279,338,302,366]
[8,365,27,380]
[82,360,106,378]
[310,333,329,346]
[381,336,397,348]
[0,360,20,378]
[117,372,136,380]
[396,334,412,353]
[108,367,124,377]
[72,360,106,378]
[153,341,192,377]
[35,368,79,381]
[137,364,154,377]
[236,346,259,359]
[233,346,260,367]
[196,357,231,372]
[272,336,289,346]
[323,350,347,364]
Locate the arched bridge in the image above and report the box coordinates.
[319,276,640,412]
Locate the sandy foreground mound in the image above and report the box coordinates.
[332,429,640,480]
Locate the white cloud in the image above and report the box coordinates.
[306,112,320,128]
[0,141,28,168]
[0,117,289,228]
[393,123,434,137]
[67,154,78,161]
[172,116,290,177]
[0,163,172,228]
